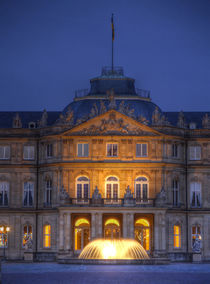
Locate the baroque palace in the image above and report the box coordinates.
[0,66,210,261]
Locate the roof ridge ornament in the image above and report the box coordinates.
[13,113,22,128]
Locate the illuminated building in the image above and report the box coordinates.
[0,66,210,261]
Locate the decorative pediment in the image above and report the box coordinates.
[63,110,160,136]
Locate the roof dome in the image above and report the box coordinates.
[62,67,162,126]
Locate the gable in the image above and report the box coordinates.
[63,110,161,136]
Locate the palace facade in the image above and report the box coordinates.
[0,67,210,261]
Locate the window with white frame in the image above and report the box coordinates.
[189,146,201,160]
[46,144,53,158]
[0,146,10,160]
[136,143,147,157]
[172,179,179,206]
[135,177,148,201]
[76,176,89,199]
[77,143,89,157]
[45,180,52,205]
[23,146,35,160]
[107,143,118,157]
[105,176,119,200]
[190,182,201,208]
[23,225,32,248]
[23,181,34,206]
[0,182,9,206]
[172,144,178,158]
[174,225,181,248]
[192,225,201,248]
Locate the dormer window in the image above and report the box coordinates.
[28,122,36,129]
[189,123,196,129]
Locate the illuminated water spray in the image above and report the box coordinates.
[79,239,149,260]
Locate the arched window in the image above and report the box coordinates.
[76,176,89,200]
[172,179,179,206]
[135,218,150,251]
[104,218,121,239]
[23,225,32,248]
[190,182,201,208]
[135,177,148,201]
[0,182,9,206]
[45,179,52,205]
[192,225,201,248]
[0,225,9,248]
[74,218,90,251]
[23,181,34,206]
[43,224,51,248]
[105,176,119,200]
[173,225,181,248]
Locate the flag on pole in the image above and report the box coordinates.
[111,14,114,41]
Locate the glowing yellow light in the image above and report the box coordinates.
[174,225,180,248]
[0,227,4,232]
[79,239,149,260]
[75,218,89,227]
[44,225,51,248]
[104,218,120,227]
[135,219,150,227]
[6,227,10,232]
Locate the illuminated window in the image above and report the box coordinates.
[135,218,150,251]
[0,146,10,160]
[172,179,179,206]
[0,182,9,206]
[45,179,52,205]
[107,144,118,157]
[76,176,89,199]
[46,144,53,158]
[23,182,34,207]
[173,225,181,248]
[192,225,201,248]
[43,225,51,248]
[23,145,35,160]
[172,144,178,158]
[0,226,8,248]
[105,176,119,199]
[189,146,201,160]
[135,177,148,201]
[77,143,89,157]
[190,182,201,208]
[23,225,32,248]
[136,144,147,157]
[74,218,90,251]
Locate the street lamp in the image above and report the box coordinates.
[0,226,10,260]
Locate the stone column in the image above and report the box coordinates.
[129,213,134,239]
[160,213,166,251]
[91,213,96,239]
[154,213,159,255]
[59,212,64,251]
[65,213,71,251]
[97,213,103,238]
[123,213,127,238]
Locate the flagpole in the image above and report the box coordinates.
[111,14,114,73]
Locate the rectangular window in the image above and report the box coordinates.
[23,182,34,207]
[174,225,181,248]
[43,225,51,248]
[172,180,179,206]
[23,146,35,160]
[77,143,89,157]
[189,146,201,160]
[192,226,201,248]
[190,182,201,208]
[0,228,8,248]
[23,225,32,248]
[136,143,147,157]
[46,144,53,158]
[0,182,9,206]
[45,180,52,205]
[0,146,10,160]
[107,143,118,157]
[172,144,178,158]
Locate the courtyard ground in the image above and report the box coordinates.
[2,262,210,284]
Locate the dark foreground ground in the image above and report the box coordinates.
[2,262,210,284]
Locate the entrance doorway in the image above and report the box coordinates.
[74,218,90,252]
[104,218,121,239]
[134,218,150,252]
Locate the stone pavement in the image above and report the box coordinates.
[2,263,210,284]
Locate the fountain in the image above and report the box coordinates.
[79,239,149,260]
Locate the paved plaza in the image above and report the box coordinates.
[2,262,210,284]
